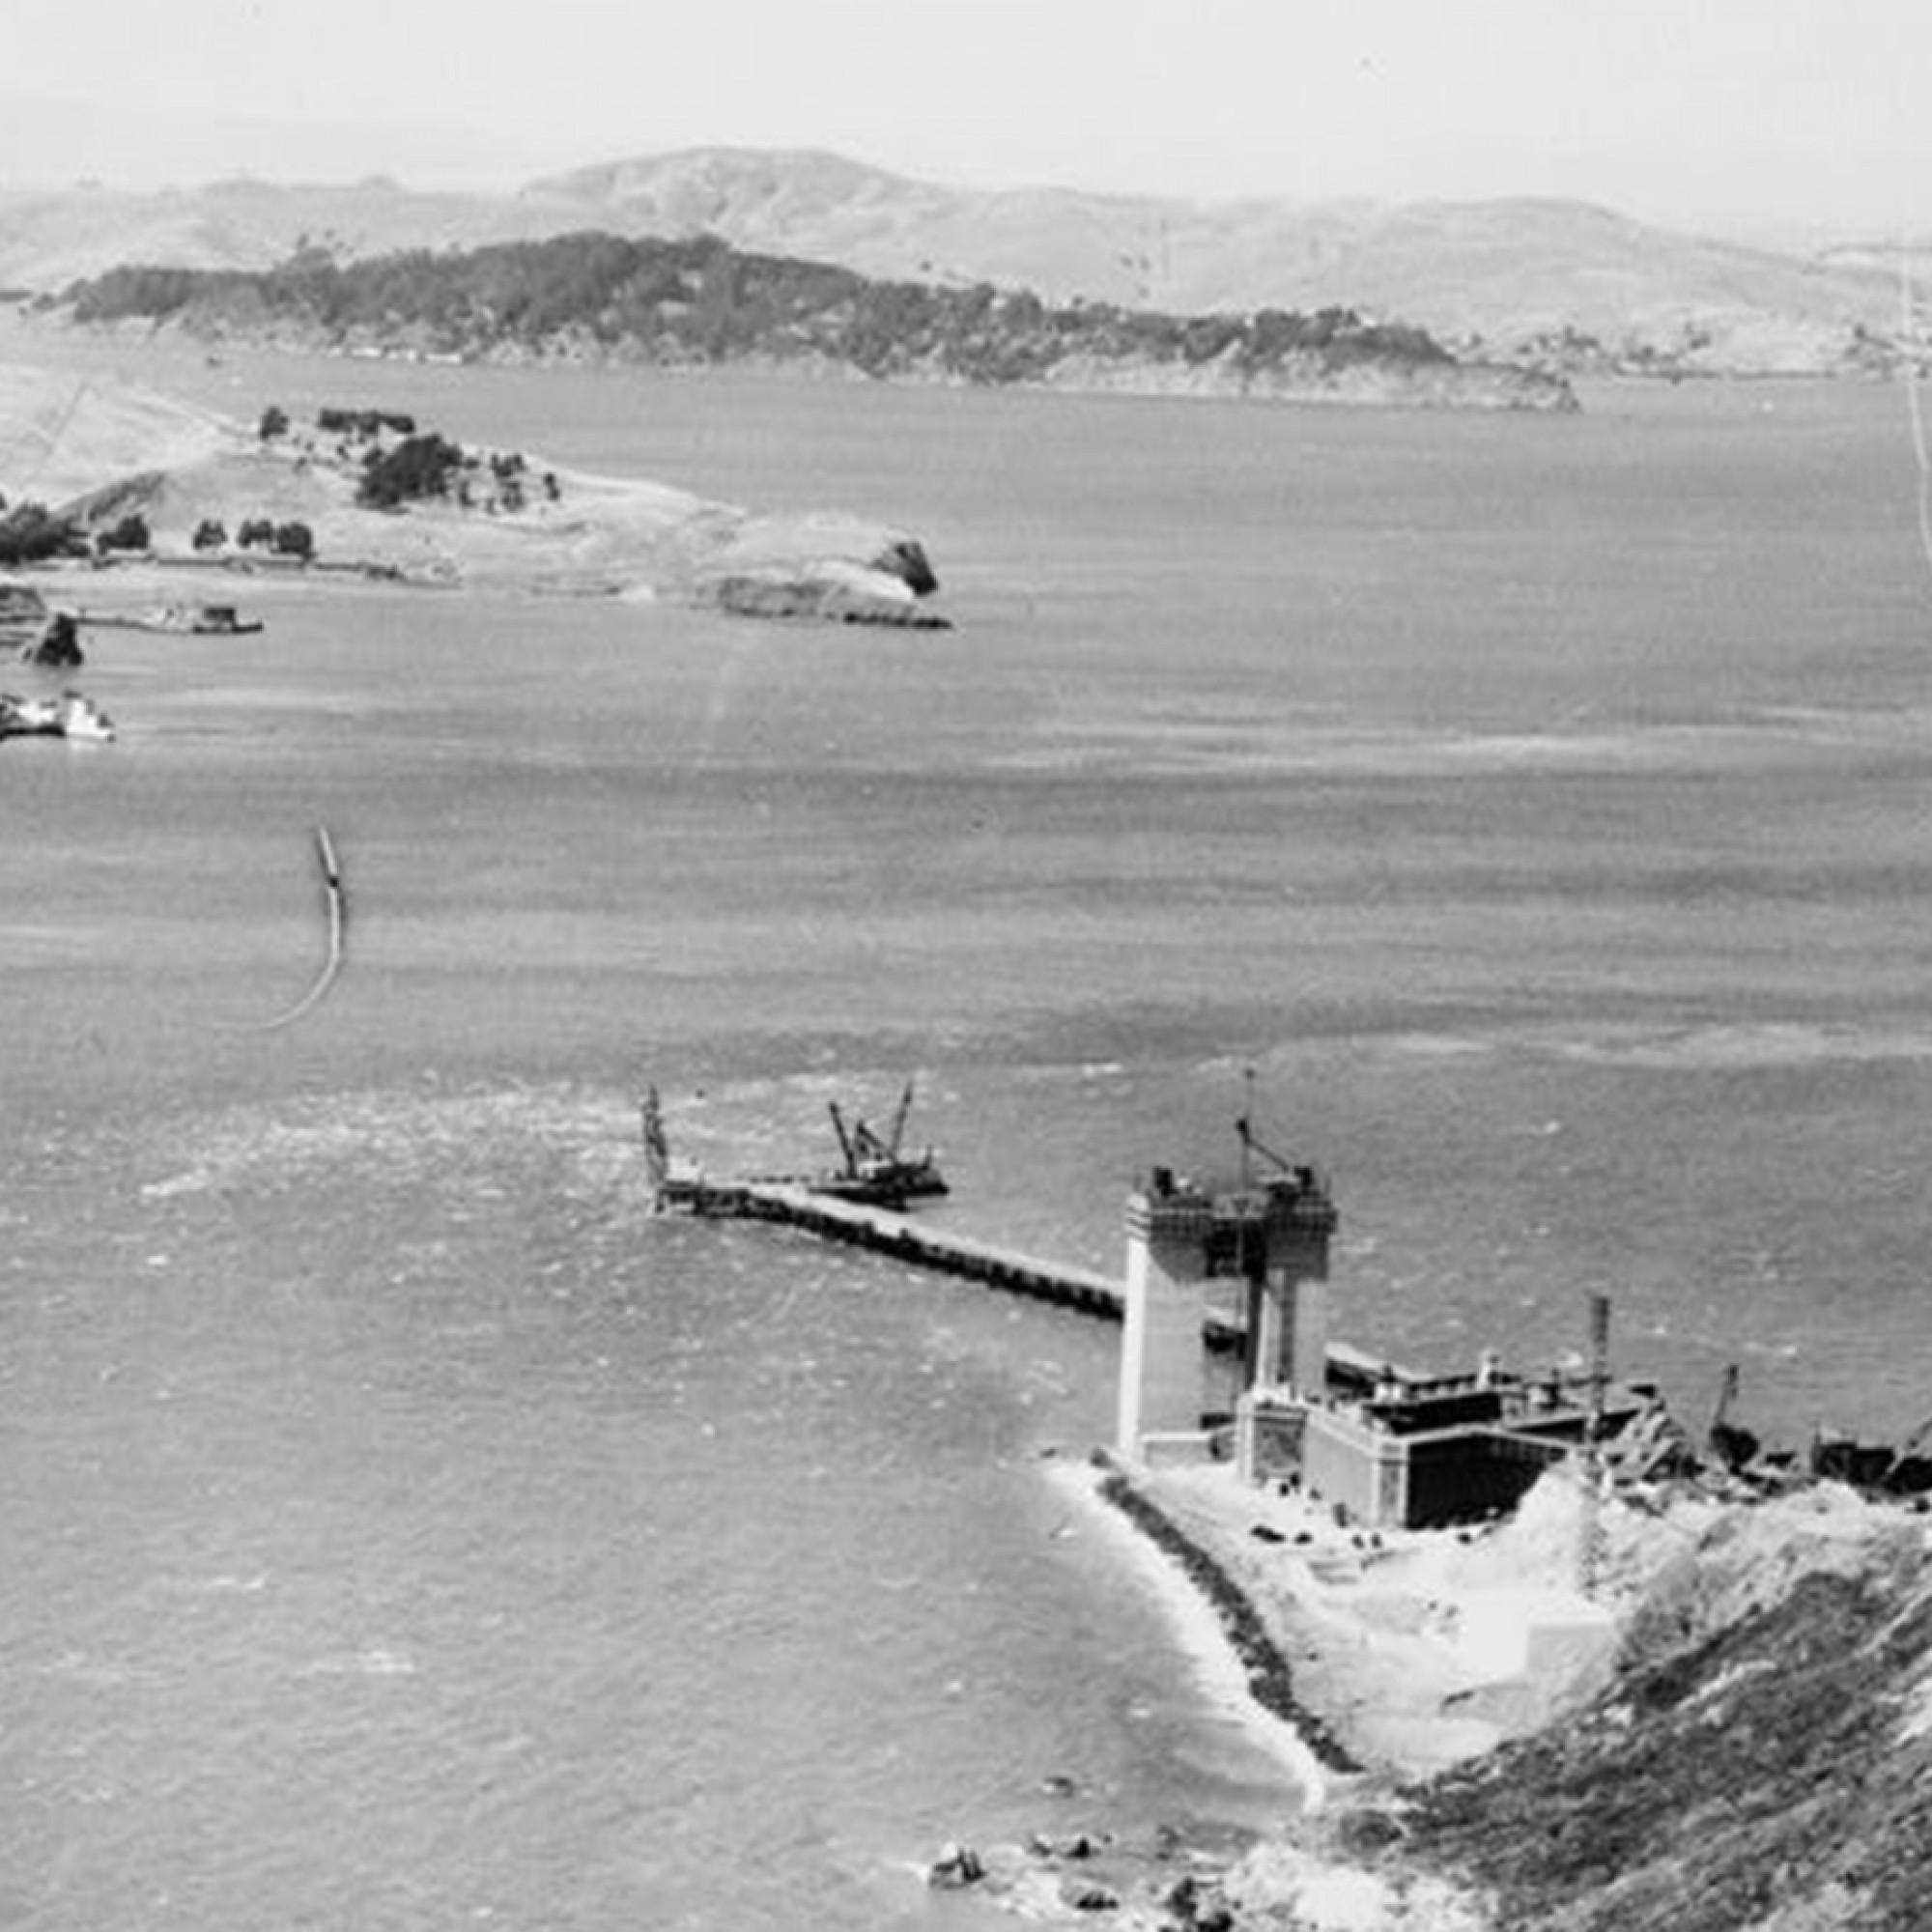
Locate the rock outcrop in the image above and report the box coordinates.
[697,570,952,627]
[15,610,82,666]
[680,516,949,627]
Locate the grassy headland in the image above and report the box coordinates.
[0,364,949,623]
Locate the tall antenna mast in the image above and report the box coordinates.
[1899,238,1932,590]
[1579,1292,1611,1599]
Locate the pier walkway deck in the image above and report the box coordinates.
[669,1179,1249,1351]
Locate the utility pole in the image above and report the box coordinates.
[1579,1292,1611,1599]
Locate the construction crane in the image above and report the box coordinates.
[882,1079,915,1162]
[828,1098,859,1175]
[817,1080,948,1207]
[1707,1364,1760,1474]
[838,1078,916,1168]
[1236,1068,1312,1186]
[1236,1111,1298,1181]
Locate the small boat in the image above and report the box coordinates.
[0,690,115,741]
[167,602,263,635]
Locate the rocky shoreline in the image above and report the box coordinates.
[929,1455,1932,1929]
[1092,1459,1361,1777]
[145,316,1582,413]
[1029,349,1575,412]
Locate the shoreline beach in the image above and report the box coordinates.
[1046,1457,1339,1804]
[1044,1454,1614,1795]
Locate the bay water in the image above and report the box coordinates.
[6,327,1932,1926]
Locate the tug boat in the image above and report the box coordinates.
[85,602,263,636]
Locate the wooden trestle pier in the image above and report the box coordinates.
[665,1177,1251,1354]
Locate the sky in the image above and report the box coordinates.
[5,0,1927,242]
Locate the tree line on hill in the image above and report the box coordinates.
[0,497,165,566]
[0,497,93,565]
[0,493,315,568]
[60,232,1458,384]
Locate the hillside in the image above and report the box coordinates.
[526,153,1903,376]
[0,148,1908,377]
[0,177,525,297]
[50,235,1574,412]
[1388,1484,1932,1932]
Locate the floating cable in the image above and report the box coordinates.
[247,825,347,1031]
[1899,242,1932,588]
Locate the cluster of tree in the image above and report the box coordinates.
[0,500,316,567]
[260,403,420,442]
[355,432,467,509]
[317,406,417,438]
[0,501,89,566]
[95,513,151,554]
[190,516,315,558]
[327,421,553,515]
[62,232,1459,386]
[67,264,226,326]
[233,517,316,558]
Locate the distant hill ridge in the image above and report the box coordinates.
[0,146,1908,375]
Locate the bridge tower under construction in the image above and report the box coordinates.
[1116,1157,1338,1464]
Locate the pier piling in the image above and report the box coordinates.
[664,1179,1246,1351]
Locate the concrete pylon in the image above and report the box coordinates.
[1249,1208,1332,1396]
[1117,1173,1216,1459]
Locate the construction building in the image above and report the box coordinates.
[1116,1140,1658,1530]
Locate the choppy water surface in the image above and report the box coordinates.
[6,332,1932,1925]
[8,1085,1284,1931]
